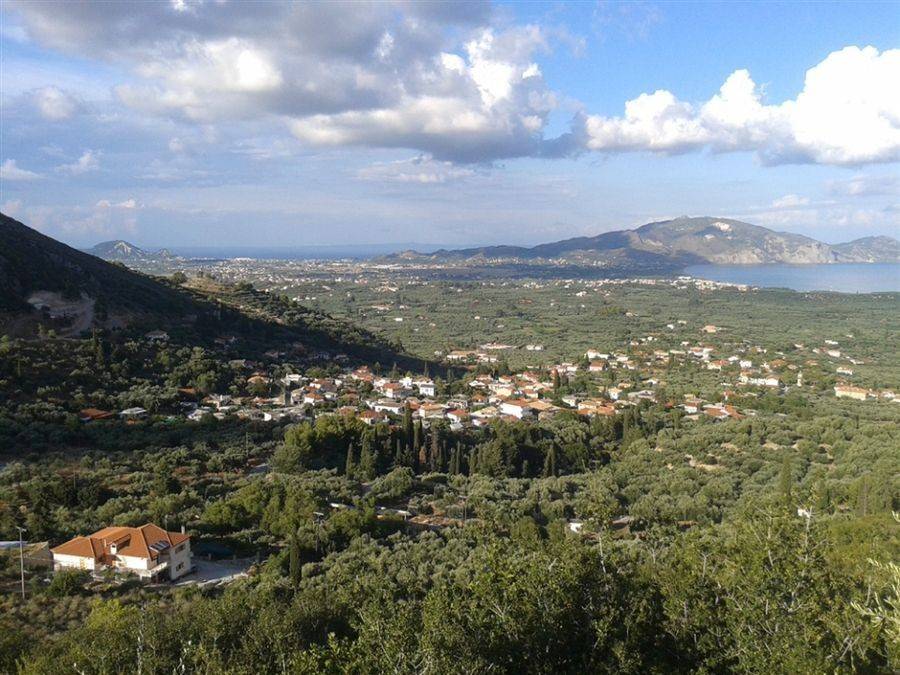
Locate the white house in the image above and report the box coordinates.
[499,399,535,419]
[51,523,191,582]
[371,399,405,414]
[414,379,436,397]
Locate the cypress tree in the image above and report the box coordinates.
[359,436,375,480]
[345,442,356,478]
[430,428,441,472]
[543,444,557,478]
[413,419,422,451]
[289,535,301,588]
[449,443,460,475]
[403,408,413,446]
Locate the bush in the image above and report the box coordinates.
[47,569,90,597]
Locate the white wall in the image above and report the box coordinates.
[53,553,95,571]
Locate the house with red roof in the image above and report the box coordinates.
[51,523,191,582]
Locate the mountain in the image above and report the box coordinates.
[383,217,900,267]
[831,236,900,263]
[0,213,422,367]
[86,240,177,262]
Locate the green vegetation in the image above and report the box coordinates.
[0,237,897,673]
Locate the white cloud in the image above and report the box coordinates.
[771,194,810,209]
[33,86,78,120]
[57,150,100,174]
[96,198,138,209]
[5,2,899,168]
[357,155,478,184]
[0,159,42,180]
[288,26,557,162]
[2,199,24,216]
[583,46,900,166]
[8,1,556,162]
[827,174,899,197]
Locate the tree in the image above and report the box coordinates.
[289,534,302,588]
[778,452,794,508]
[345,442,356,478]
[358,436,375,480]
[543,444,557,478]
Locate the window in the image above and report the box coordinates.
[175,544,185,553]
[176,562,184,571]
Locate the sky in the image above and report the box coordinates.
[0,0,898,249]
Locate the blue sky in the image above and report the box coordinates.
[1,0,897,248]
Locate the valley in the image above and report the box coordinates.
[1,215,898,673]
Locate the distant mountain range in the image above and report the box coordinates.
[86,240,177,262]
[380,217,900,267]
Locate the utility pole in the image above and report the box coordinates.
[16,526,26,600]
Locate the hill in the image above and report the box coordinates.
[0,212,420,367]
[382,216,900,267]
[0,213,194,316]
[831,235,900,263]
[86,240,178,262]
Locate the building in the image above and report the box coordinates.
[371,399,405,415]
[499,399,535,419]
[418,402,446,419]
[79,408,114,422]
[357,409,385,426]
[834,385,869,401]
[414,379,436,397]
[51,523,191,582]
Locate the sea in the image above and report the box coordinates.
[683,263,900,293]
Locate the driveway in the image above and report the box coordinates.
[176,557,254,587]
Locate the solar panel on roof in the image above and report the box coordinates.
[149,540,170,552]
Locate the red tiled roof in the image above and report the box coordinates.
[52,523,189,562]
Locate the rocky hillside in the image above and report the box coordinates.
[831,236,900,263]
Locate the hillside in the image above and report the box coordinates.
[0,213,419,366]
[382,216,900,267]
[0,213,194,315]
[831,236,900,263]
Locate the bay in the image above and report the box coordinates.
[683,263,900,293]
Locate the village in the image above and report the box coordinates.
[76,315,896,435]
